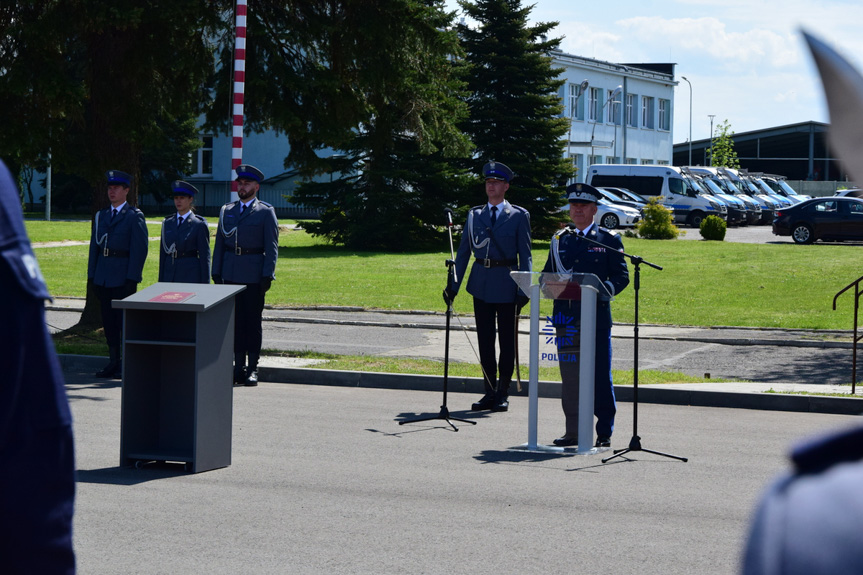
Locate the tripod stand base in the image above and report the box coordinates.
[602,435,688,463]
[399,406,477,432]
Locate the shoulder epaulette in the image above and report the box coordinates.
[258,200,273,208]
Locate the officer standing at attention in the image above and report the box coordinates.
[87,170,149,379]
[445,161,532,412]
[159,180,210,283]
[212,164,279,387]
[0,158,76,573]
[541,183,629,448]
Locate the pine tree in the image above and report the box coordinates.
[708,119,740,168]
[456,0,572,236]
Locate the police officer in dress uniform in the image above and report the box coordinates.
[445,161,532,412]
[87,170,149,379]
[541,183,629,448]
[0,159,76,573]
[212,164,279,387]
[743,425,863,575]
[158,180,210,283]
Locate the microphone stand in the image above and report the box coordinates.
[399,209,476,431]
[575,231,685,463]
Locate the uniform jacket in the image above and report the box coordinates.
[158,213,211,283]
[452,200,532,304]
[541,225,629,330]
[212,198,279,283]
[87,204,149,288]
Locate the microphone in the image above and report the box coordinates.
[444,208,454,227]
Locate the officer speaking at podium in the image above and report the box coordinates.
[444,161,532,413]
[541,183,629,448]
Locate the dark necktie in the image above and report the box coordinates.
[241,204,247,214]
[490,206,498,227]
[178,216,184,226]
[111,208,118,220]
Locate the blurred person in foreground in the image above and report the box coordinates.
[0,159,76,573]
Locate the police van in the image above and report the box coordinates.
[585,164,726,227]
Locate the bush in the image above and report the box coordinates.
[634,198,680,239]
[699,214,727,241]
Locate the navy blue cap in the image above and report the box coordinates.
[482,161,513,183]
[235,164,264,182]
[106,170,132,187]
[171,180,198,196]
[566,183,601,204]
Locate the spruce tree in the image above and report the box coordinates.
[456,0,572,236]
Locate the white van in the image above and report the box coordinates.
[585,164,727,227]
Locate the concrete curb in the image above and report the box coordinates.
[61,354,863,416]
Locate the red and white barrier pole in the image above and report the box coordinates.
[231,0,247,201]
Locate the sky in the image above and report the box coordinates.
[446,0,863,145]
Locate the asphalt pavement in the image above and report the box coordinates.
[50,223,863,574]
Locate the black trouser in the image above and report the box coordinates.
[473,297,517,396]
[228,281,265,362]
[94,282,136,348]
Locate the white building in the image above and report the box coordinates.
[552,50,677,182]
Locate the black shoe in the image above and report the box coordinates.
[471,394,496,411]
[492,398,509,412]
[95,361,119,378]
[233,368,246,385]
[553,435,578,447]
[595,436,611,448]
[244,369,258,387]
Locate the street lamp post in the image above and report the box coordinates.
[590,85,622,163]
[568,79,590,182]
[708,114,716,165]
[681,76,692,166]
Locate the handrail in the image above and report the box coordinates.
[833,274,863,394]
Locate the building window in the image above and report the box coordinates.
[626,93,637,127]
[641,158,655,165]
[191,135,214,176]
[607,89,621,125]
[658,99,670,131]
[626,157,637,164]
[588,88,599,122]
[590,154,603,165]
[641,97,654,129]
[569,83,585,121]
[657,160,670,165]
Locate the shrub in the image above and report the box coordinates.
[635,198,680,239]
[699,214,727,241]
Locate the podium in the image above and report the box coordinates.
[113,282,245,473]
[510,271,612,455]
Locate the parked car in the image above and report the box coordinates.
[596,199,641,229]
[761,174,810,203]
[772,196,863,244]
[596,186,646,211]
[685,170,747,226]
[834,188,863,198]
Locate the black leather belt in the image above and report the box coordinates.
[173,250,199,258]
[225,246,264,255]
[103,249,129,257]
[475,257,517,268]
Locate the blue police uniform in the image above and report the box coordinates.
[0,159,75,573]
[212,164,279,385]
[87,170,149,378]
[450,161,532,411]
[743,425,863,574]
[541,183,629,445]
[158,181,211,283]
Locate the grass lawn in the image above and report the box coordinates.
[31,220,863,330]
